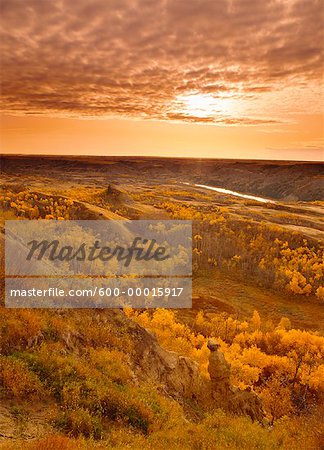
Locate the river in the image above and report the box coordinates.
[183,182,275,204]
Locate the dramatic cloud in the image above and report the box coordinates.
[1,0,323,124]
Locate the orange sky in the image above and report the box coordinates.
[1,0,323,161]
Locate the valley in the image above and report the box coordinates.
[0,155,323,449]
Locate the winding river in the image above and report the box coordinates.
[183,182,275,204]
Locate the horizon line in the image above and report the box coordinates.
[1,152,323,164]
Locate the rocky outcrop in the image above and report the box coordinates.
[207,340,231,389]
[128,320,264,422]
[206,339,264,422]
[129,322,201,399]
[76,311,264,422]
[105,184,136,207]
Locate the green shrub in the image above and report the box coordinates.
[54,409,103,440]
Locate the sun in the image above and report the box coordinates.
[175,92,235,119]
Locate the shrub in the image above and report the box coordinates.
[88,348,132,385]
[0,310,43,354]
[90,382,153,434]
[3,434,90,450]
[0,357,43,399]
[54,409,103,440]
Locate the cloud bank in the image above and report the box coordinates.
[1,0,323,124]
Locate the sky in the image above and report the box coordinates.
[1,0,323,161]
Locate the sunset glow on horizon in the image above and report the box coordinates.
[1,0,323,161]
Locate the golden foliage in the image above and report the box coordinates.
[127,308,324,422]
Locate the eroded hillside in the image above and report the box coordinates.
[0,156,323,449]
